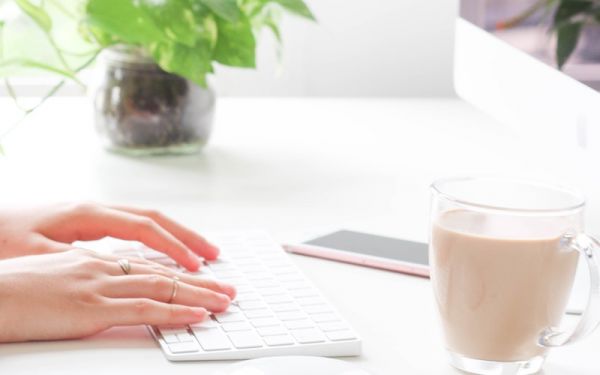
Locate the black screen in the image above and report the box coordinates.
[304,230,429,266]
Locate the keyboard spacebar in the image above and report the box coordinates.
[192,327,232,351]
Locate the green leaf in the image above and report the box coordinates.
[268,0,315,20]
[553,0,592,28]
[150,41,212,87]
[199,0,241,22]
[214,16,256,67]
[557,22,582,69]
[140,0,197,47]
[0,58,80,83]
[85,0,166,45]
[15,0,53,32]
[250,4,283,41]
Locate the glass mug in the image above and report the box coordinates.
[429,177,600,375]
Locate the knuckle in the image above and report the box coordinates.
[77,289,101,305]
[133,300,154,316]
[70,202,99,216]
[150,264,171,277]
[146,274,167,292]
[168,304,187,320]
[136,217,157,231]
[145,209,163,220]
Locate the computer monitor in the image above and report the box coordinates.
[455,0,600,153]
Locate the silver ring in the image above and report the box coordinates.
[168,276,180,304]
[117,259,131,275]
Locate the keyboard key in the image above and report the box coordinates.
[272,266,297,275]
[284,319,315,330]
[250,317,281,327]
[259,286,287,296]
[284,280,310,290]
[290,328,326,344]
[270,302,300,312]
[242,265,268,273]
[221,322,253,332]
[253,279,280,288]
[225,305,241,313]
[214,270,244,279]
[277,311,307,321]
[244,309,274,319]
[235,285,255,294]
[278,274,304,282]
[311,313,339,323]
[318,321,349,332]
[228,331,263,349]
[256,325,287,337]
[168,341,200,353]
[263,334,294,346]
[160,332,179,344]
[217,277,246,285]
[190,319,219,329]
[192,327,232,351]
[209,264,236,272]
[264,294,293,304]
[177,332,194,342]
[235,258,261,266]
[325,330,357,341]
[239,300,269,310]
[290,288,318,298]
[214,311,246,323]
[246,273,272,281]
[296,296,325,306]
[236,292,261,302]
[191,268,214,277]
[303,304,333,315]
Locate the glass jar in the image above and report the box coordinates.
[94,47,215,156]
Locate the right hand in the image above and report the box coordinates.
[0,249,236,343]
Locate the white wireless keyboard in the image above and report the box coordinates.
[115,232,361,361]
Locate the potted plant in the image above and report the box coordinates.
[0,0,314,155]
[497,0,600,69]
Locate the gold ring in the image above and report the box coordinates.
[117,259,131,275]
[168,276,180,304]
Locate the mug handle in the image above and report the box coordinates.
[539,233,600,347]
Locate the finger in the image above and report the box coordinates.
[104,298,209,327]
[109,206,219,260]
[98,254,236,299]
[101,275,231,312]
[54,205,202,271]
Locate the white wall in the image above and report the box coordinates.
[0,0,458,98]
[215,0,458,97]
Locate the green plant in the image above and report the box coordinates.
[498,0,600,69]
[0,0,314,98]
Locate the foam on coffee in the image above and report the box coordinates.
[431,209,579,361]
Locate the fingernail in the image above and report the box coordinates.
[218,282,237,299]
[218,294,231,307]
[207,243,220,259]
[188,255,201,271]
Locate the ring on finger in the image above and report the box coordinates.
[168,276,180,303]
[117,258,132,275]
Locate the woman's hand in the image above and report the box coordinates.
[0,203,218,271]
[0,249,236,343]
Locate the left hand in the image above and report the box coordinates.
[0,203,218,271]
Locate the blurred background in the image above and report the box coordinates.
[0,0,458,97]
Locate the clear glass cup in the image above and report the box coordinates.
[429,177,600,375]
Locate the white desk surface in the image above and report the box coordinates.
[0,97,599,374]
